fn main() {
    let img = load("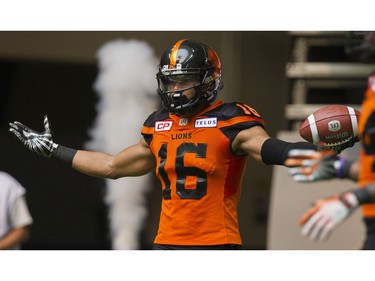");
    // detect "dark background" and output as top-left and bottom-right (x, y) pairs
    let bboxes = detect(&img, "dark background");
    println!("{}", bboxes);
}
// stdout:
(0, 59), (110, 248)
